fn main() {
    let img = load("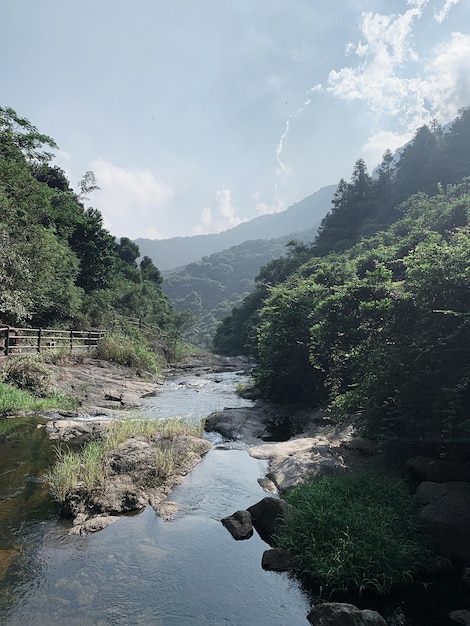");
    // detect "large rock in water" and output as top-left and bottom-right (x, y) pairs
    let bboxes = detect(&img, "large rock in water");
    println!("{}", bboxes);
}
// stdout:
(221, 509), (253, 540)
(415, 481), (470, 560)
(307, 602), (387, 626)
(204, 407), (269, 442)
(261, 548), (299, 572)
(246, 496), (293, 545)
